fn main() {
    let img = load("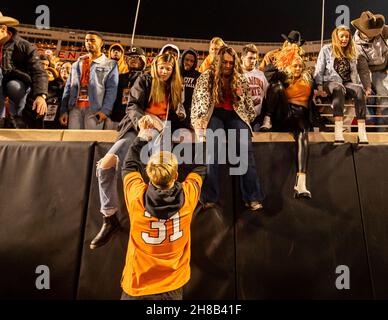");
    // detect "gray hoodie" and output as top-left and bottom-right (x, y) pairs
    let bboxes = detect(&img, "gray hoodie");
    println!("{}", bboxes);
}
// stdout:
(354, 26), (388, 88)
